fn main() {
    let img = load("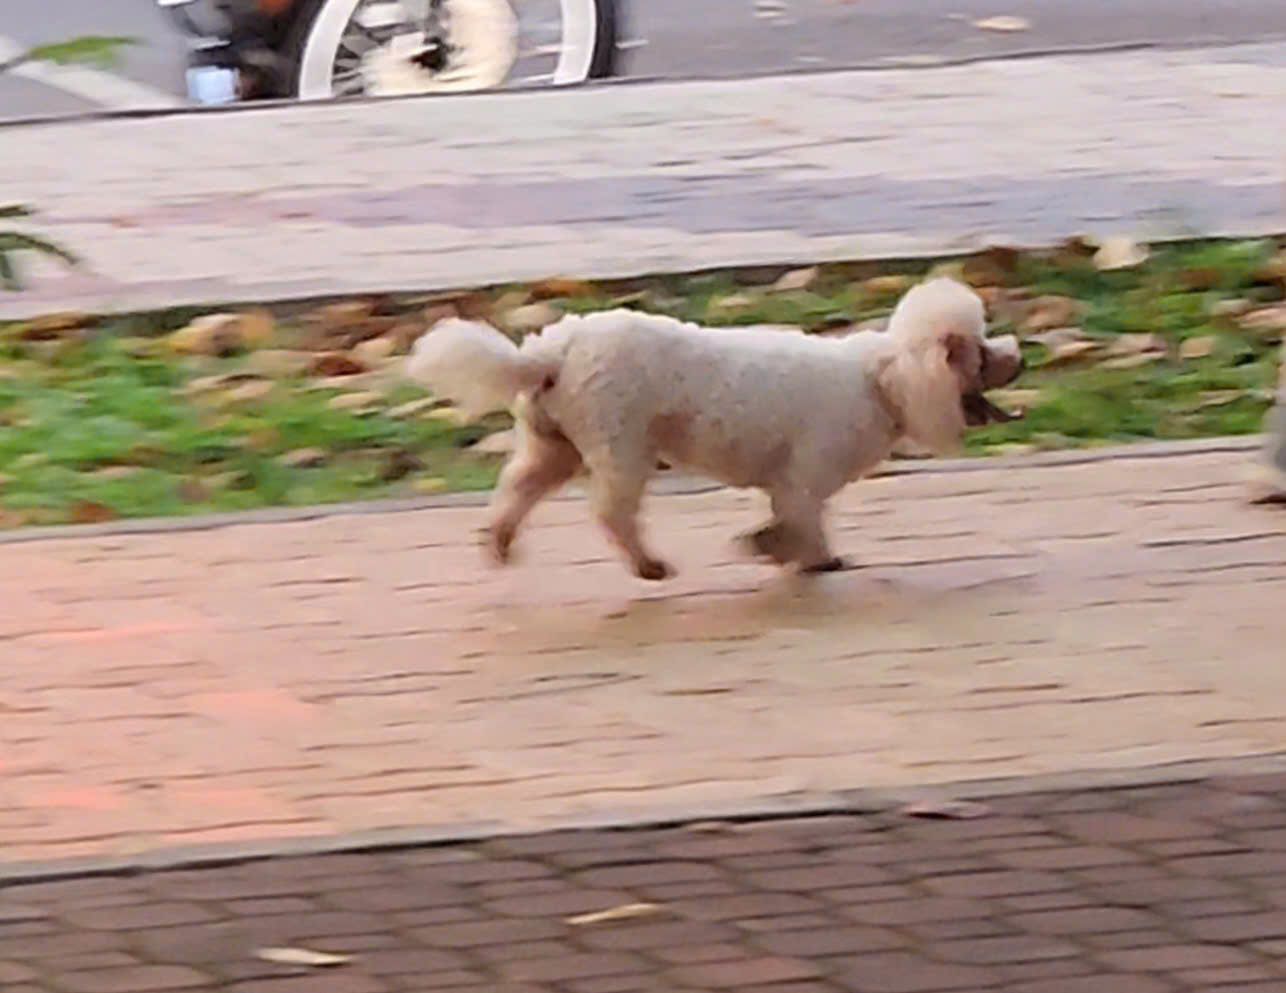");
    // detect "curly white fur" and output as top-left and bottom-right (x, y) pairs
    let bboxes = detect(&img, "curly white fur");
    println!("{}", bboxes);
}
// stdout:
(406, 277), (1022, 579)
